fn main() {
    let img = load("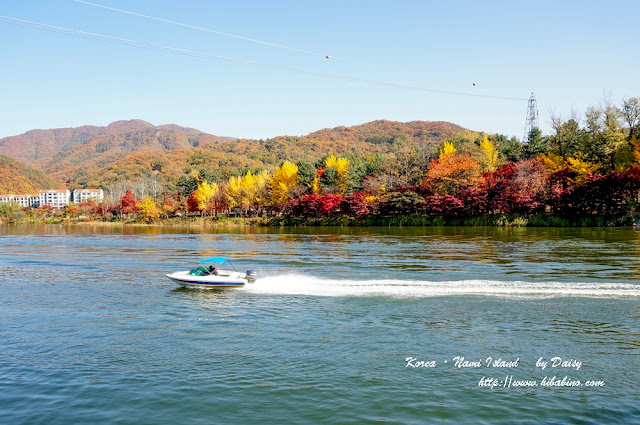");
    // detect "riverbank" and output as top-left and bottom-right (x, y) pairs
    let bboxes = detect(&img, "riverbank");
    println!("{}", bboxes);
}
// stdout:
(0, 216), (268, 228)
(1, 212), (637, 227)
